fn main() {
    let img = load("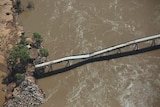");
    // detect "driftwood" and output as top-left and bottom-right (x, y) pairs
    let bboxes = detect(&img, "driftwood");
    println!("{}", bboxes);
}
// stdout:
(35, 34), (160, 68)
